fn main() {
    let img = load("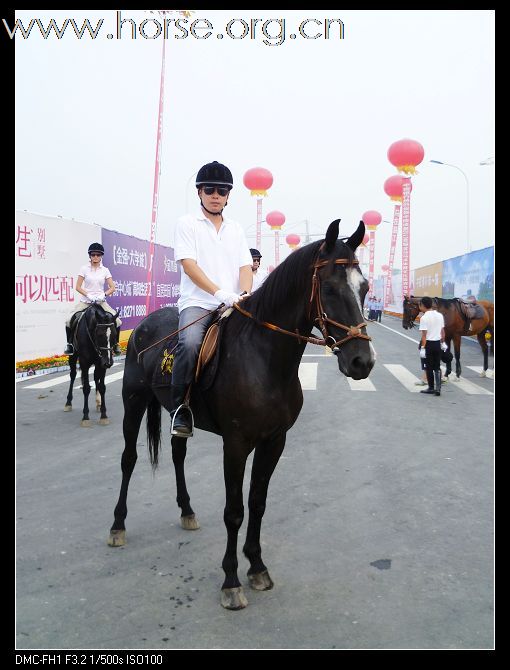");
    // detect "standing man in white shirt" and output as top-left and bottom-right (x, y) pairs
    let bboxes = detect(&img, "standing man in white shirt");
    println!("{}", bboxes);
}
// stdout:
(64, 242), (122, 356)
(418, 296), (446, 396)
(249, 248), (265, 291)
(171, 161), (253, 437)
